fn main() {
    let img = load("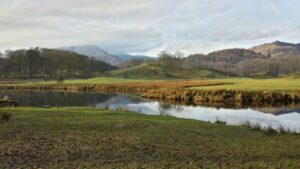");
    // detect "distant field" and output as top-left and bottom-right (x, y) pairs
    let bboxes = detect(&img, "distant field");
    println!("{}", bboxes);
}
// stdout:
(193, 78), (300, 91)
(2, 76), (300, 92)
(62, 77), (152, 84)
(36, 77), (300, 92)
(1, 107), (300, 168)
(11, 77), (153, 85)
